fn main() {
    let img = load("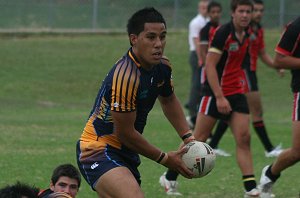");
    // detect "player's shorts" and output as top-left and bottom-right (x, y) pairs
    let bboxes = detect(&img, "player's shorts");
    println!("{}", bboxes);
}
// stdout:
(198, 94), (249, 121)
(292, 92), (300, 121)
(243, 68), (259, 92)
(76, 140), (141, 190)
